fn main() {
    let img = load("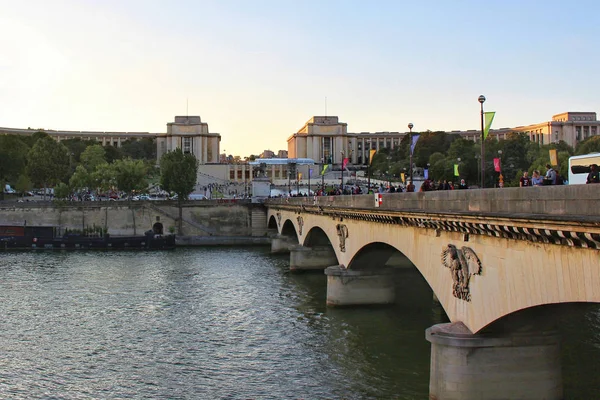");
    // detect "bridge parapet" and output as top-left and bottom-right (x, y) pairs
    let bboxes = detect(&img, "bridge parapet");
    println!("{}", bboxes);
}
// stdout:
(268, 185), (600, 218)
